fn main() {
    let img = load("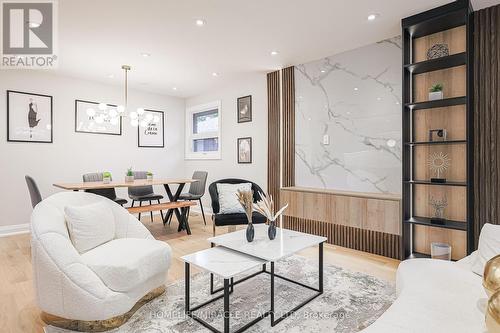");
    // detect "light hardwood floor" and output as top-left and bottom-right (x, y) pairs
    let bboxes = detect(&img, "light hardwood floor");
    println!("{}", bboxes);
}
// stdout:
(0, 212), (400, 333)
